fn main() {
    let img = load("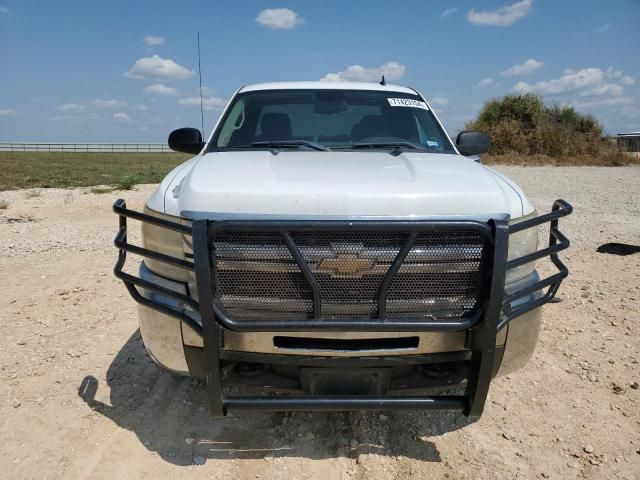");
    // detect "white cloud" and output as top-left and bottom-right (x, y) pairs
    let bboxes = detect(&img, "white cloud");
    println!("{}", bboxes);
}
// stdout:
(92, 98), (127, 108)
(501, 58), (544, 77)
(608, 67), (635, 86)
(178, 96), (226, 111)
(0, 108), (17, 117)
(125, 55), (193, 81)
(511, 66), (639, 131)
(620, 76), (634, 86)
(477, 78), (495, 87)
(134, 104), (149, 111)
(467, 0), (533, 26)
(320, 62), (406, 83)
(144, 83), (179, 96)
(55, 100), (127, 120)
(571, 96), (634, 109)
(143, 35), (165, 46)
(52, 113), (101, 122)
(430, 97), (449, 106)
(512, 67), (634, 98)
(580, 83), (623, 97)
(256, 8), (303, 30)
(57, 103), (86, 113)
(440, 7), (458, 17)
(113, 112), (132, 122)
(0, 6), (9, 14)
(594, 23), (610, 34)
